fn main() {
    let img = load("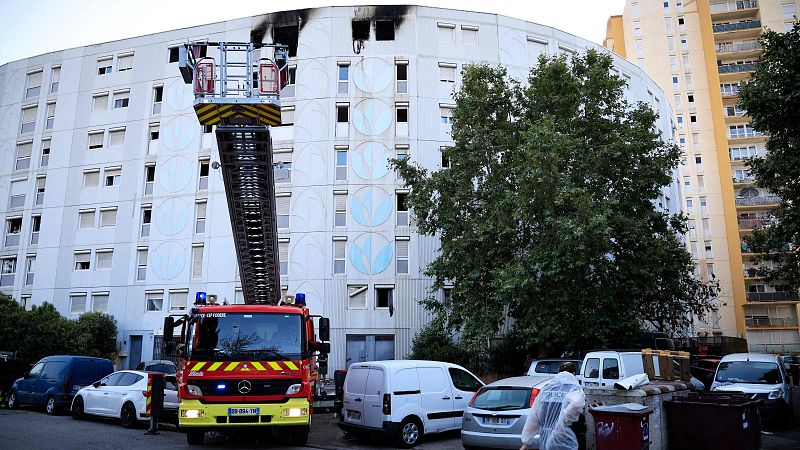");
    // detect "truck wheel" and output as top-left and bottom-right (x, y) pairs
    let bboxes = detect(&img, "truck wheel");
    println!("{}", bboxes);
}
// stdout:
(45, 395), (59, 415)
(290, 425), (310, 446)
(120, 402), (138, 428)
(187, 429), (205, 445)
(396, 417), (423, 448)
